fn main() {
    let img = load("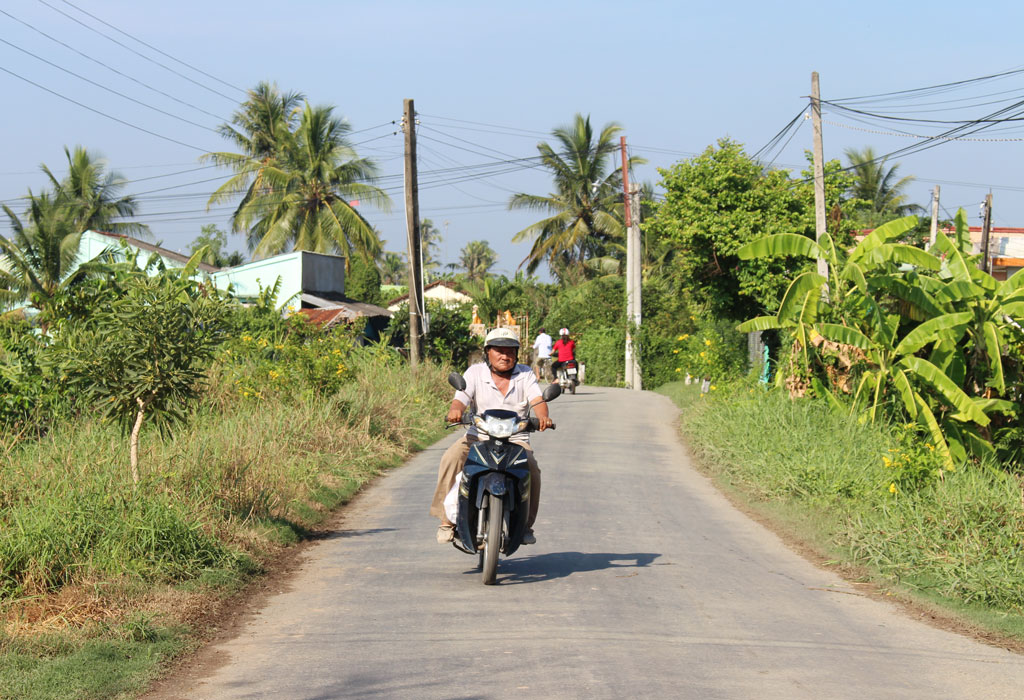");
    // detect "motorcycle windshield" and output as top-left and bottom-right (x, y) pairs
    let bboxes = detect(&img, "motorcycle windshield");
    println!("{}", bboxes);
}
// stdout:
(476, 409), (525, 439)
